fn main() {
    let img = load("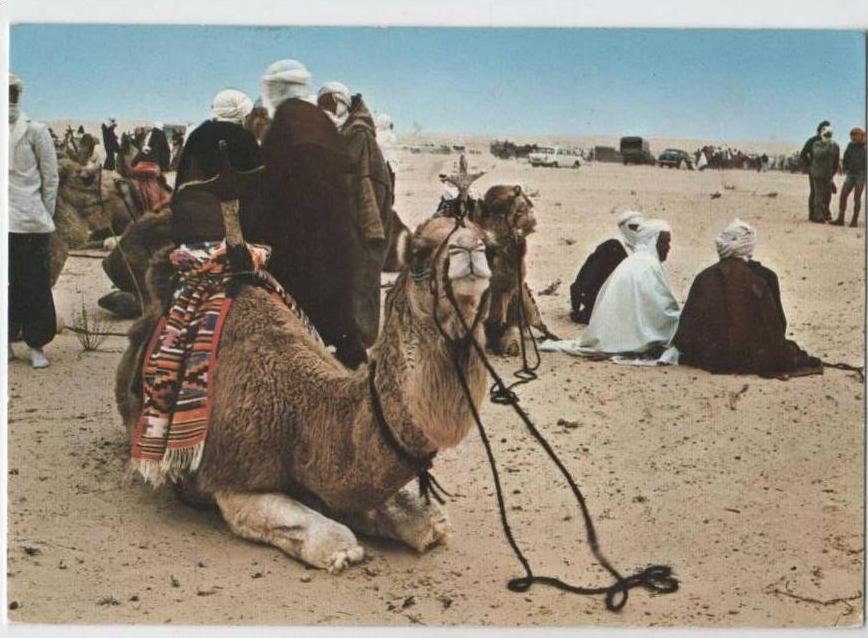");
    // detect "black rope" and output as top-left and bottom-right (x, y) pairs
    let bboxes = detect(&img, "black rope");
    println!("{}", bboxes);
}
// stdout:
(427, 215), (678, 612)
(368, 359), (449, 505)
(821, 360), (864, 381)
